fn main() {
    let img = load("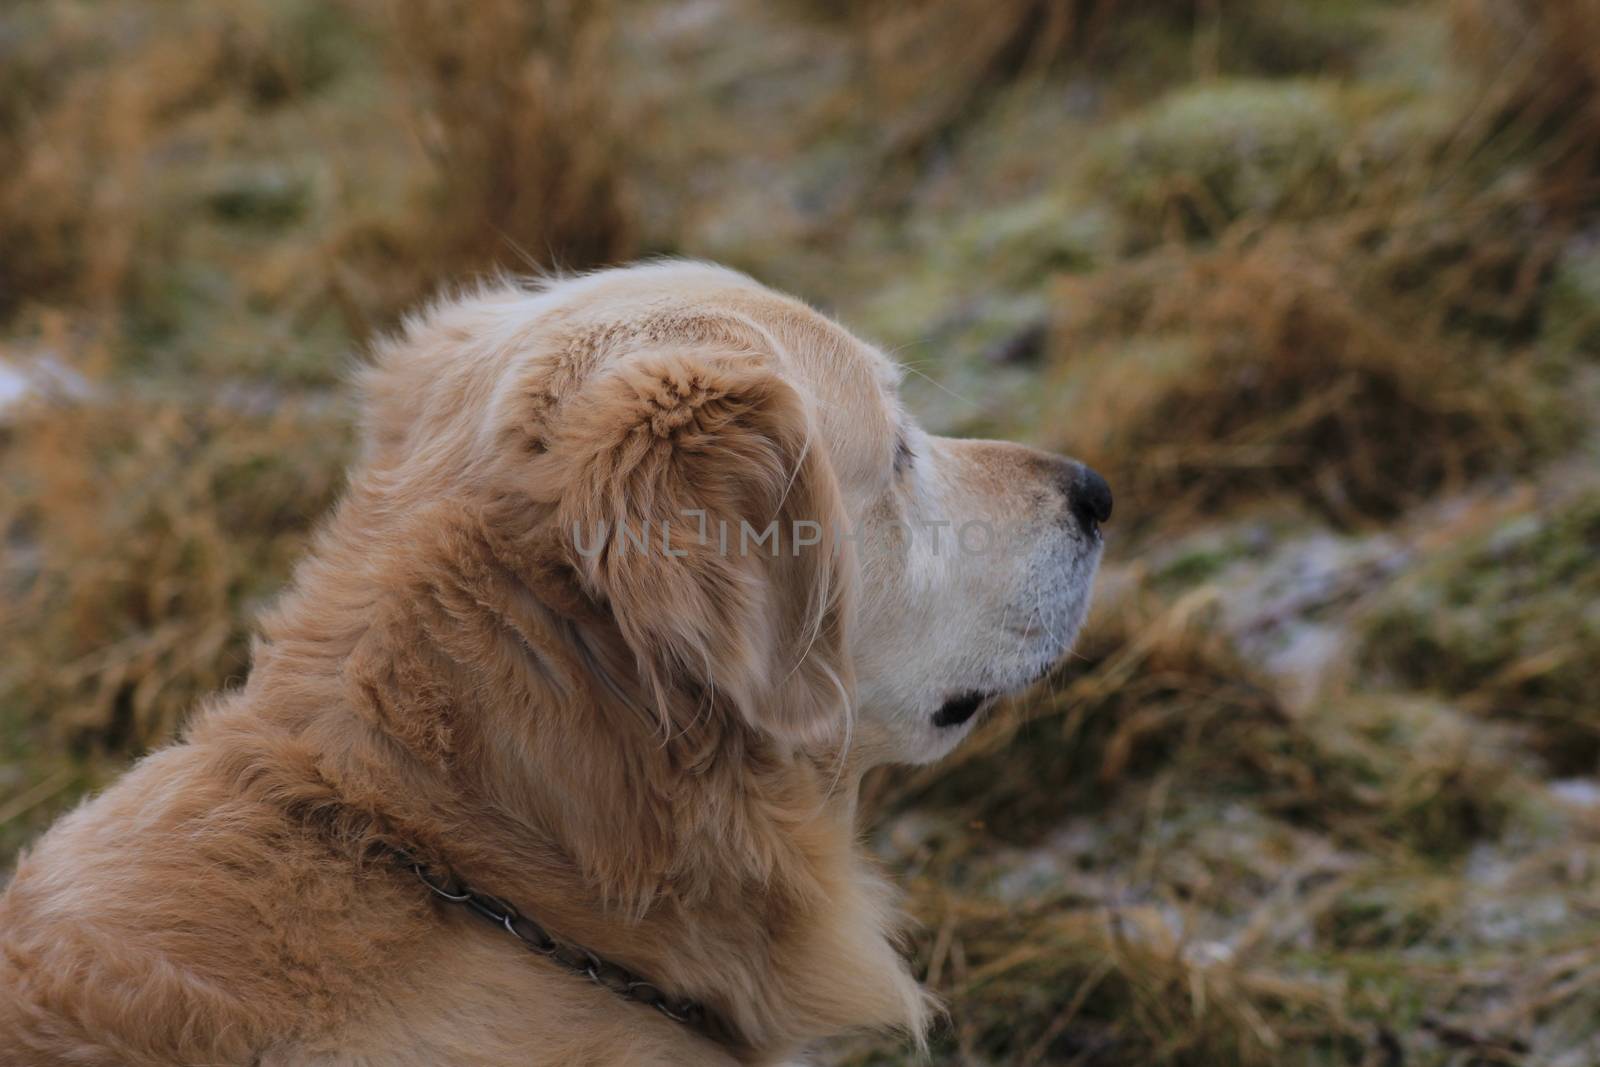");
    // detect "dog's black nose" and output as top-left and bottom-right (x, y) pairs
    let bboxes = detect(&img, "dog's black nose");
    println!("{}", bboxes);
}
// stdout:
(1071, 466), (1113, 530)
